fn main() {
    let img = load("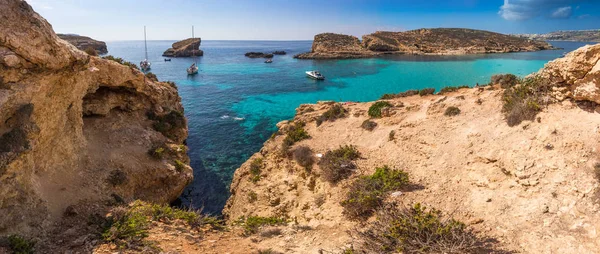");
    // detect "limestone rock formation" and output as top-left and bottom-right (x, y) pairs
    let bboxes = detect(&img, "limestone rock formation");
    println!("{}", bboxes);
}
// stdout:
(295, 29), (555, 59)
(244, 52), (274, 58)
(0, 0), (191, 241)
(162, 38), (203, 57)
(57, 34), (108, 55)
(538, 43), (600, 103)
